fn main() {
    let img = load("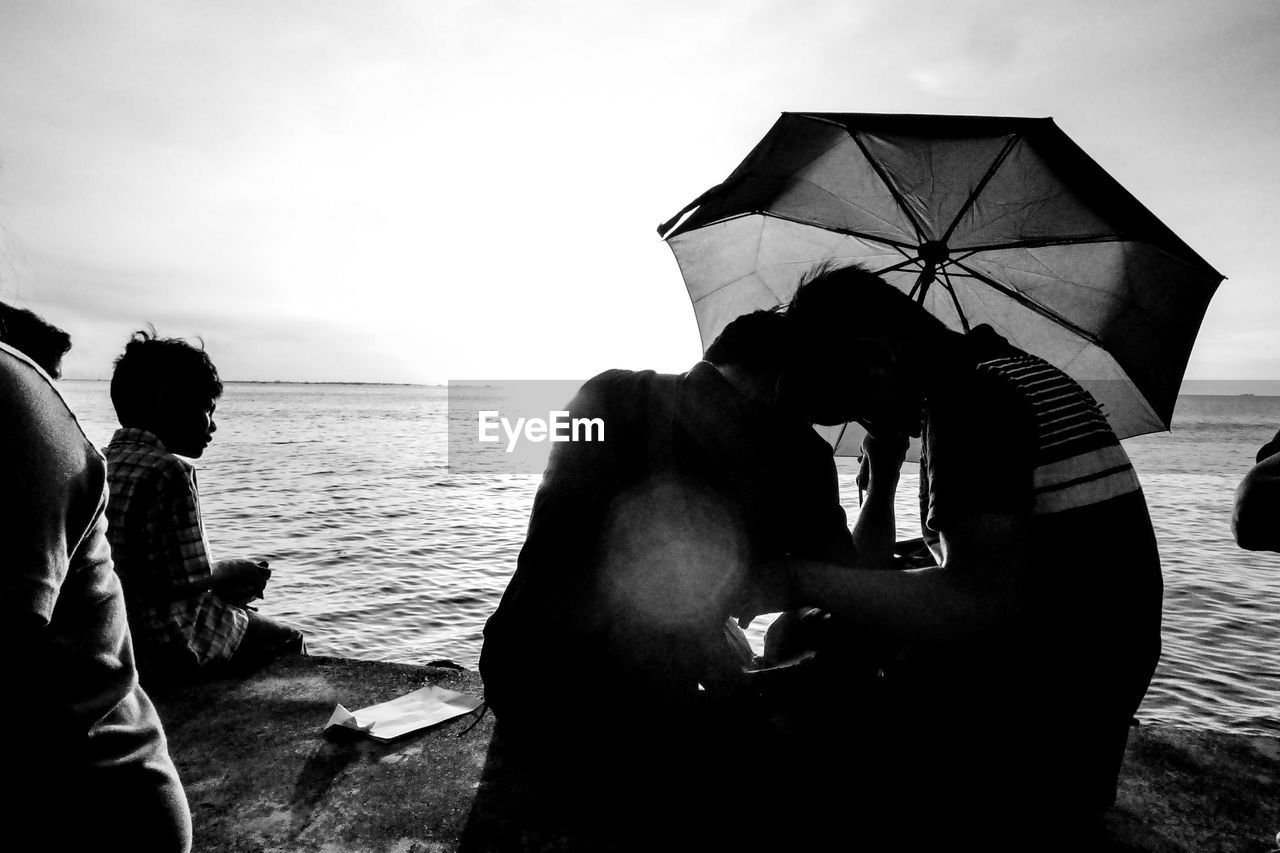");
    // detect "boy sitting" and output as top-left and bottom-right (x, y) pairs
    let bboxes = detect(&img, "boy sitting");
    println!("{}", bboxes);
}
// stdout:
(105, 330), (304, 682)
